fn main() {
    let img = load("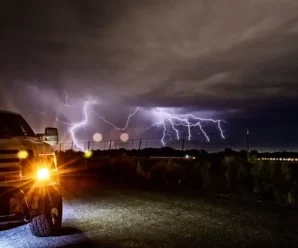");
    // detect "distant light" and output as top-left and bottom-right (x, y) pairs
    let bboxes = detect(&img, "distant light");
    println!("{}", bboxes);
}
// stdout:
(84, 150), (93, 158)
(185, 155), (189, 159)
(120, 133), (129, 142)
(17, 150), (28, 159)
(193, 157), (196, 160)
(93, 133), (103, 142)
